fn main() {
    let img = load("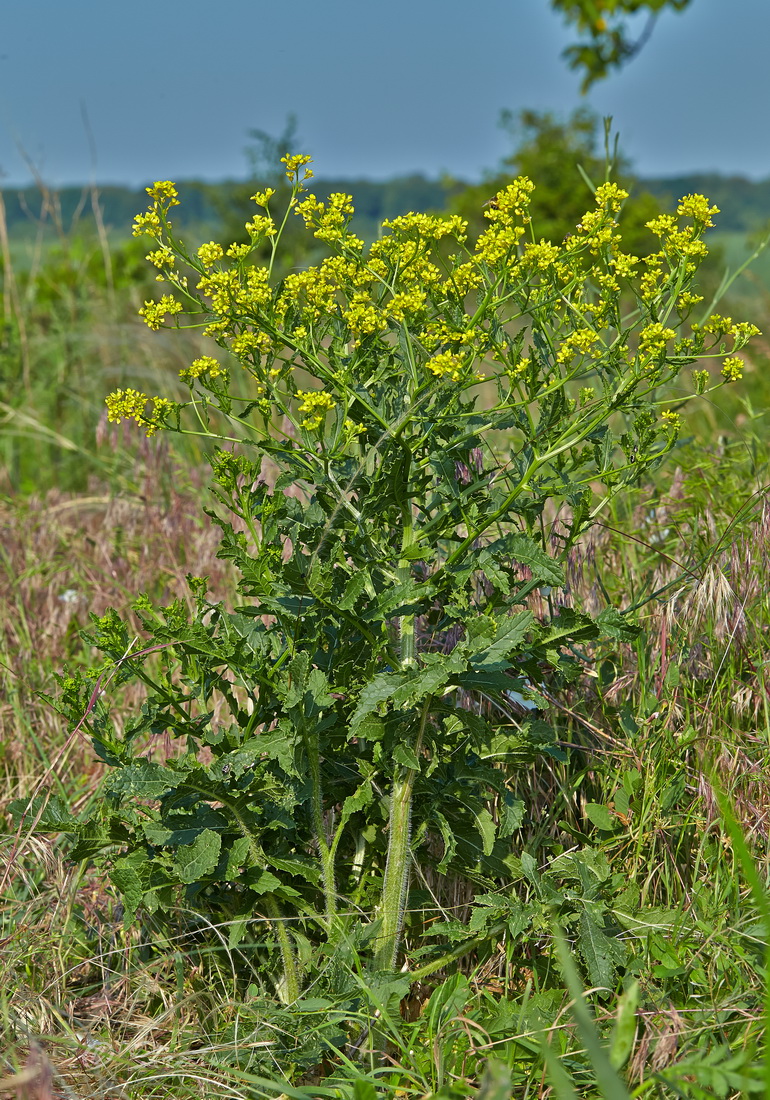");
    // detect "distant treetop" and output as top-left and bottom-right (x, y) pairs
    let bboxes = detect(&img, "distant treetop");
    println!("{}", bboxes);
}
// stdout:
(552, 0), (693, 90)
